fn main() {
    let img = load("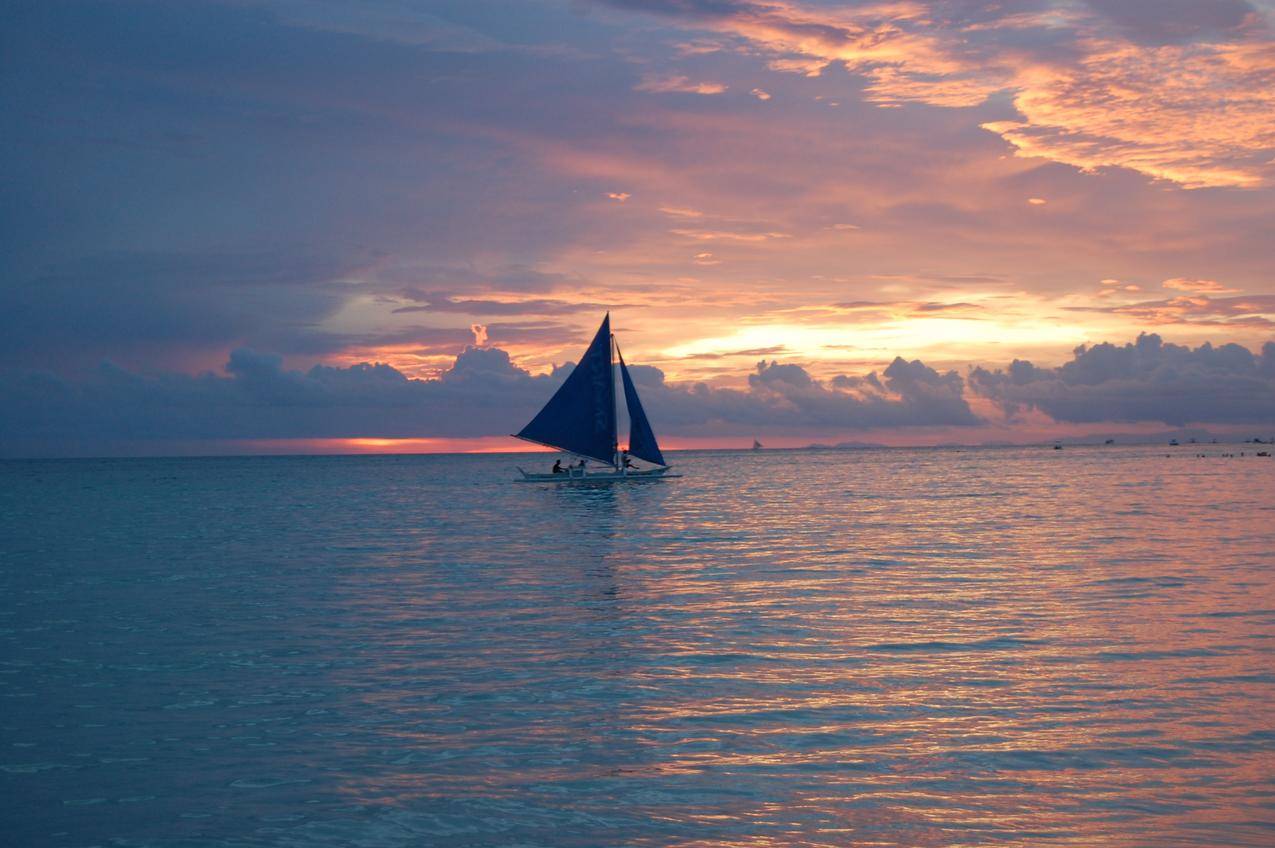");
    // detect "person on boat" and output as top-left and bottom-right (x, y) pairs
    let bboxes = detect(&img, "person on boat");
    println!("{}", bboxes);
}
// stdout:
(621, 451), (635, 469)
(552, 460), (565, 474)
